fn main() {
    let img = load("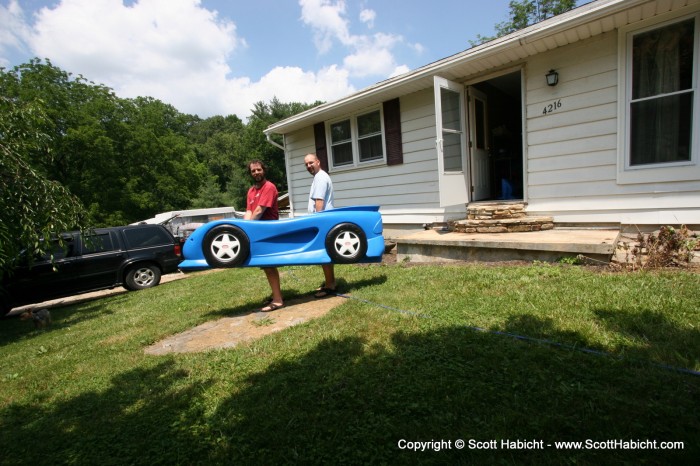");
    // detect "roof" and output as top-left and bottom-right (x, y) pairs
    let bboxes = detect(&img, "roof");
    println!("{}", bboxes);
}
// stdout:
(265, 0), (690, 135)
